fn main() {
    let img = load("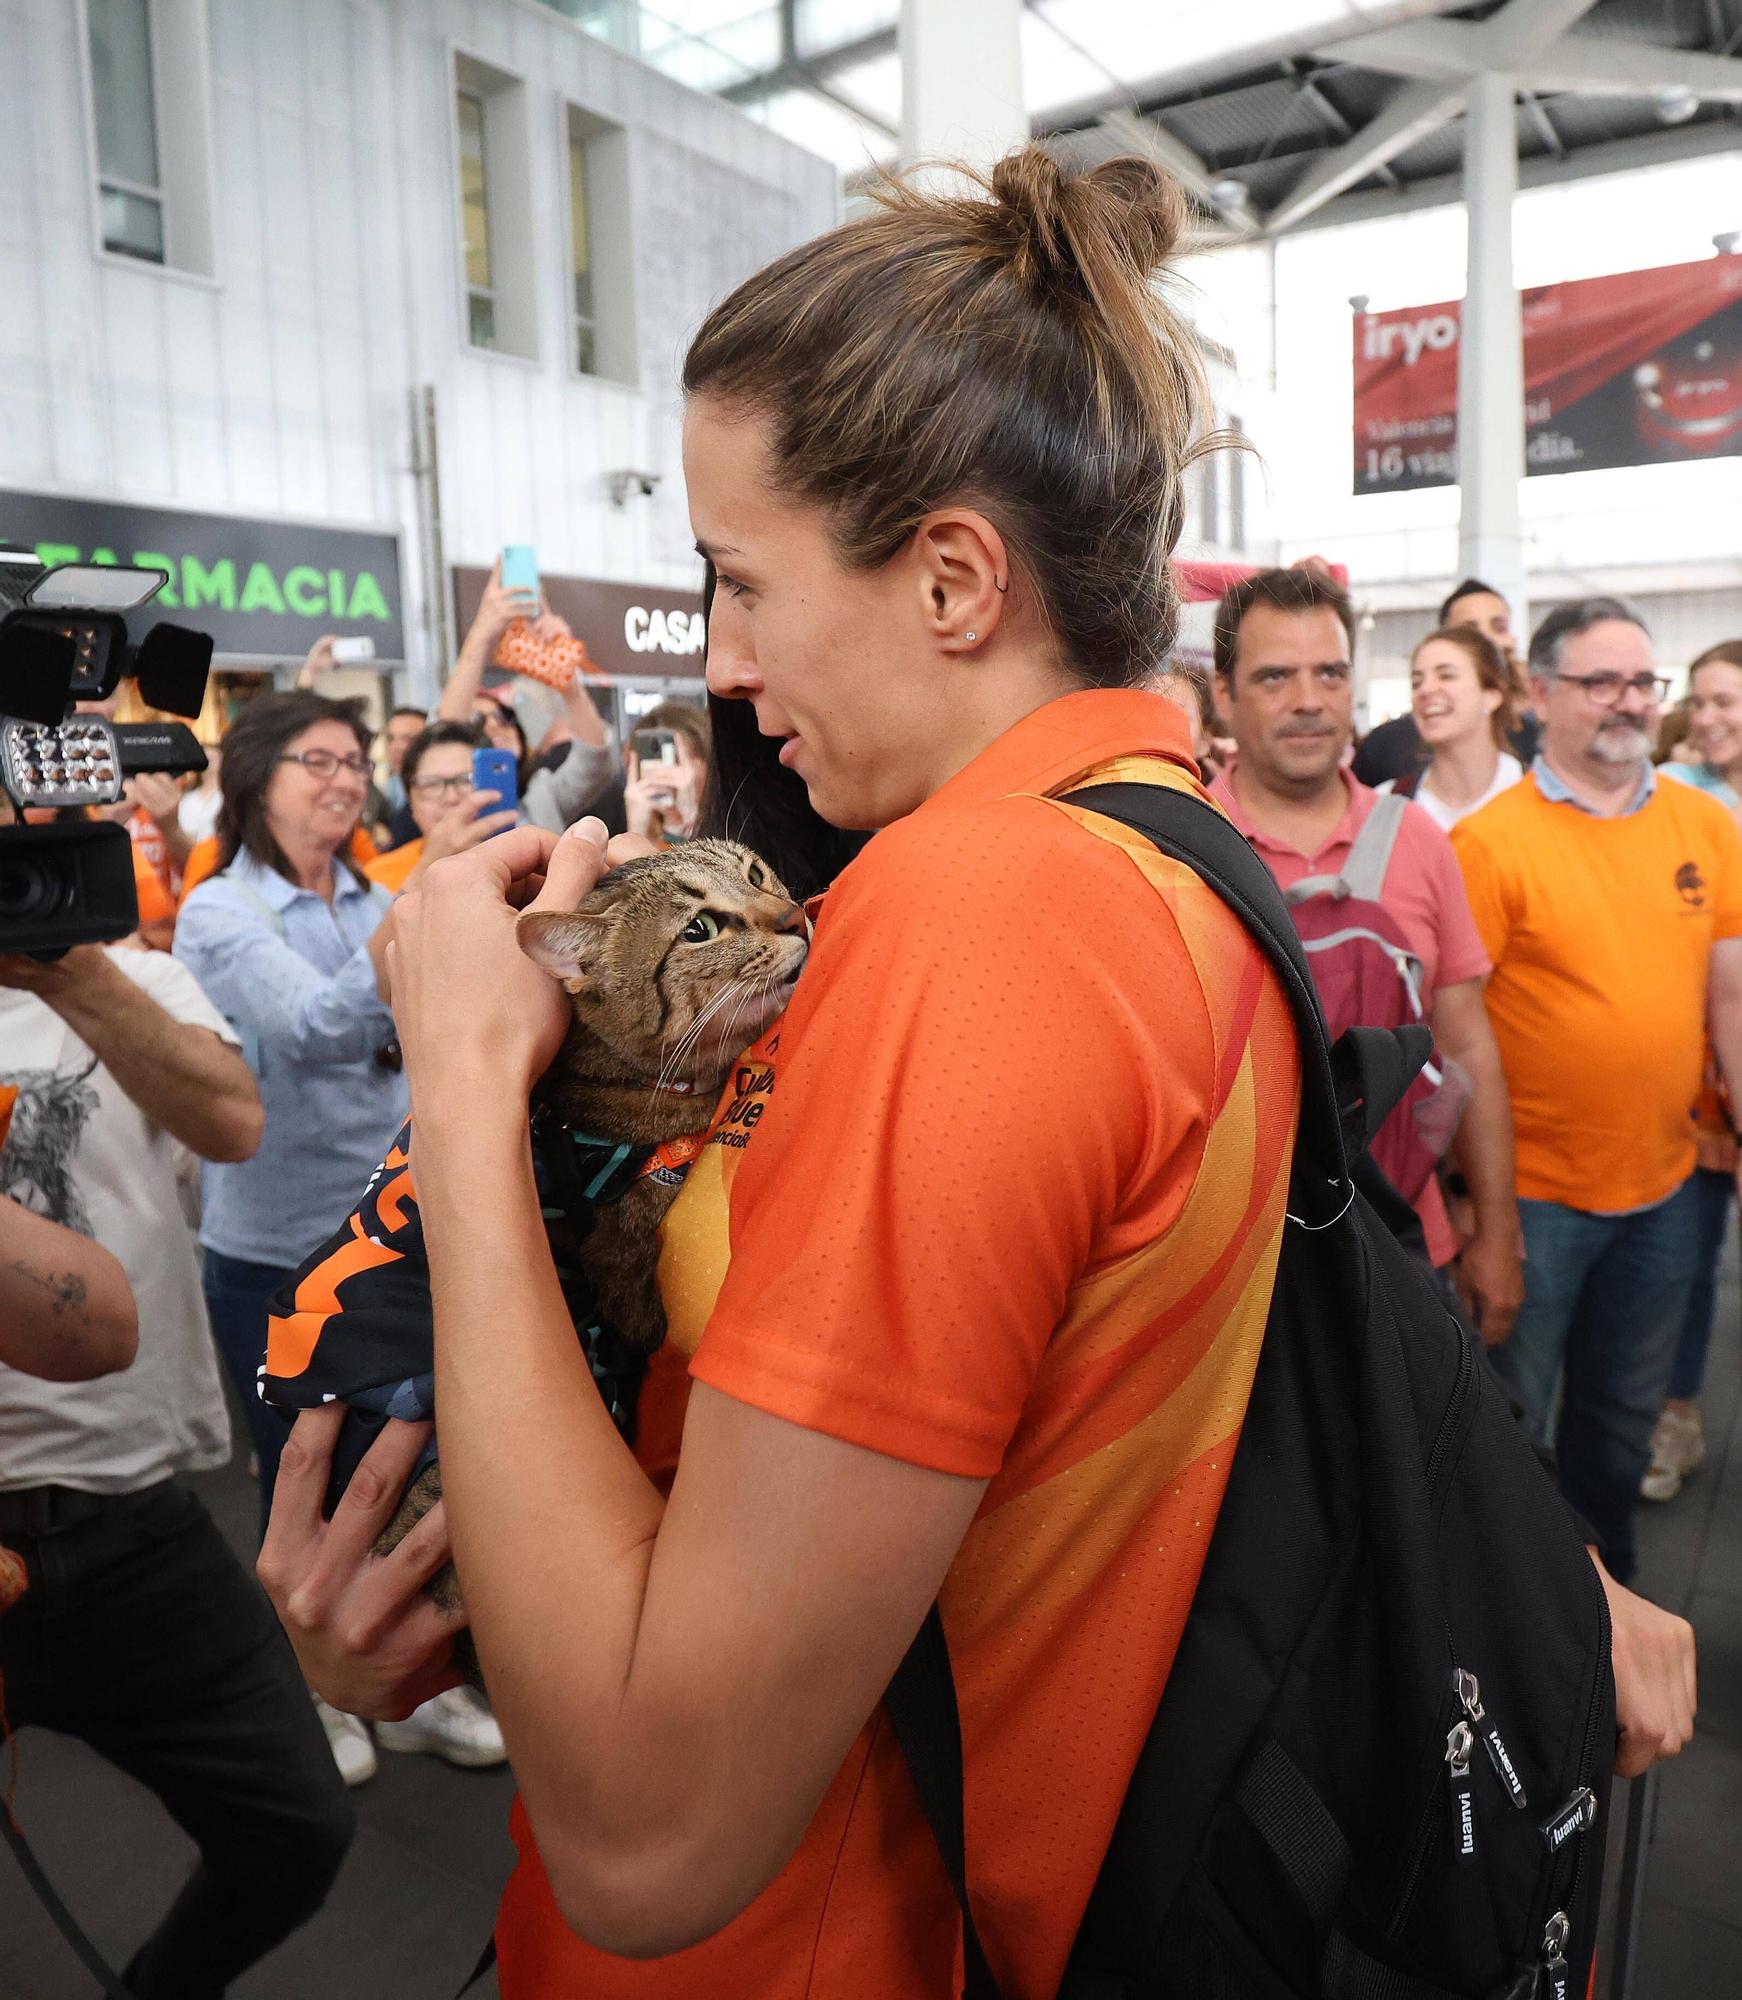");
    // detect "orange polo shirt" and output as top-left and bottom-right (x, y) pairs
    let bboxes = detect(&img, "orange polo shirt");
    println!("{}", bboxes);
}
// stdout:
(495, 689), (1300, 1999)
(1453, 767), (1742, 1210)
